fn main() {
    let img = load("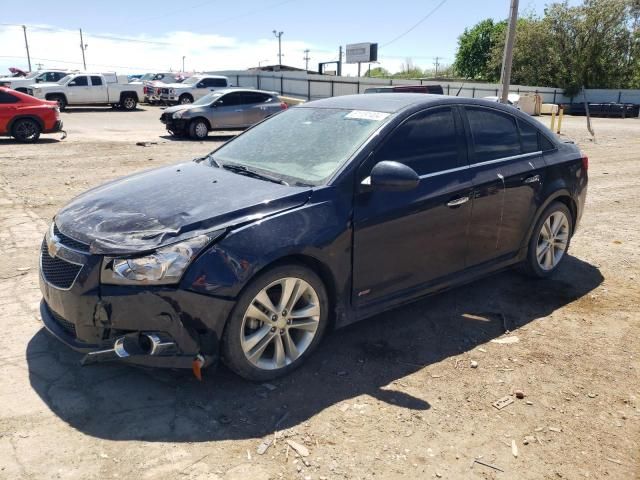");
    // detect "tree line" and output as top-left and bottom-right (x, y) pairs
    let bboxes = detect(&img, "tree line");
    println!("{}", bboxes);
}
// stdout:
(454, 0), (640, 95)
